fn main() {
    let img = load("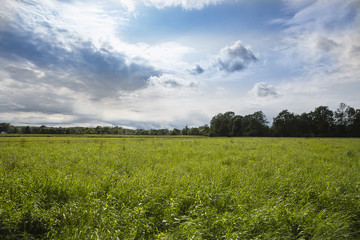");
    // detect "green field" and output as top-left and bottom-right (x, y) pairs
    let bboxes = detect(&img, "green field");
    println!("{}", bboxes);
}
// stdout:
(1, 137), (359, 239)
